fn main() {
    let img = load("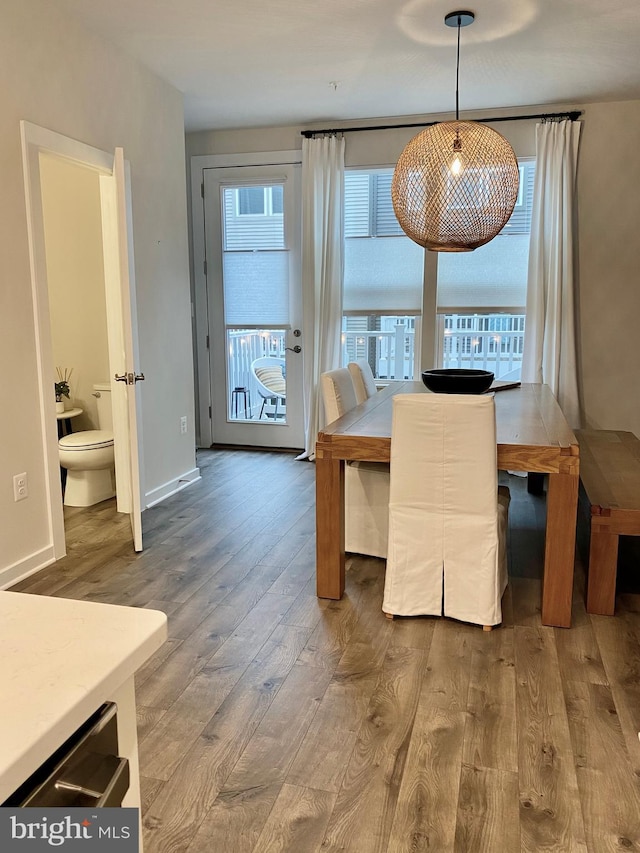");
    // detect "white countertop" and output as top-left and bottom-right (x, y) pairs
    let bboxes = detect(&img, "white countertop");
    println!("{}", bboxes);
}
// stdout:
(0, 591), (167, 802)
